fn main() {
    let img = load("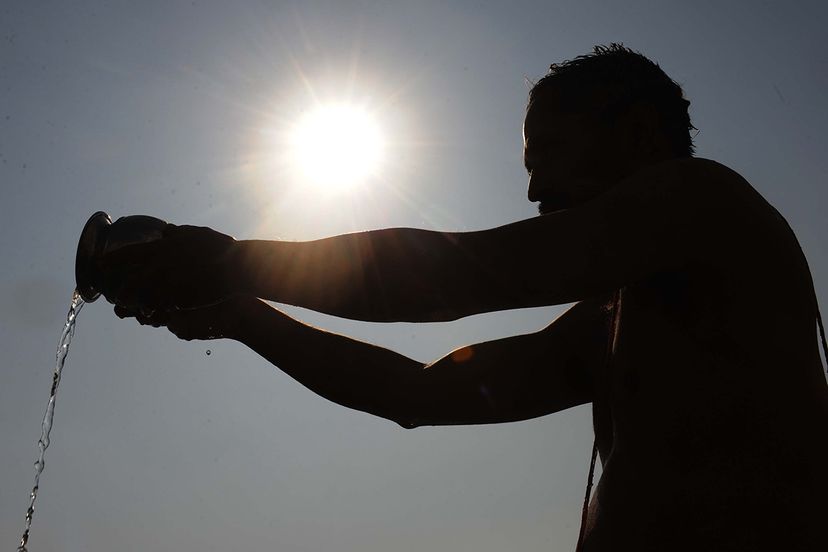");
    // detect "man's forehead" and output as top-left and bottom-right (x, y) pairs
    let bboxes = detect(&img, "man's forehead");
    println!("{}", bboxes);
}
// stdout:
(524, 94), (569, 134)
(523, 108), (544, 147)
(524, 103), (561, 148)
(524, 97), (593, 147)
